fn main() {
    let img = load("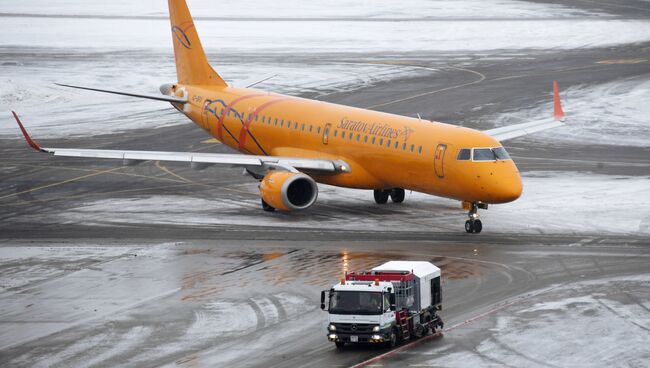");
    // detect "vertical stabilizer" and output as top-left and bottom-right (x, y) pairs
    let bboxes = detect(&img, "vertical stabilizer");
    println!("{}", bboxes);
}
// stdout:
(553, 80), (565, 121)
(168, 0), (227, 86)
